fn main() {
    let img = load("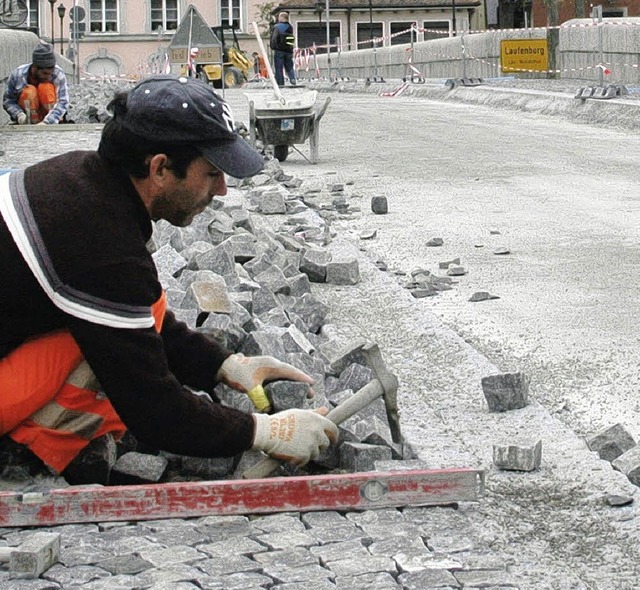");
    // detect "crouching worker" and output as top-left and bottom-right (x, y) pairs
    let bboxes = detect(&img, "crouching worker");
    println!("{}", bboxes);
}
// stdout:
(2, 42), (69, 125)
(0, 74), (338, 484)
